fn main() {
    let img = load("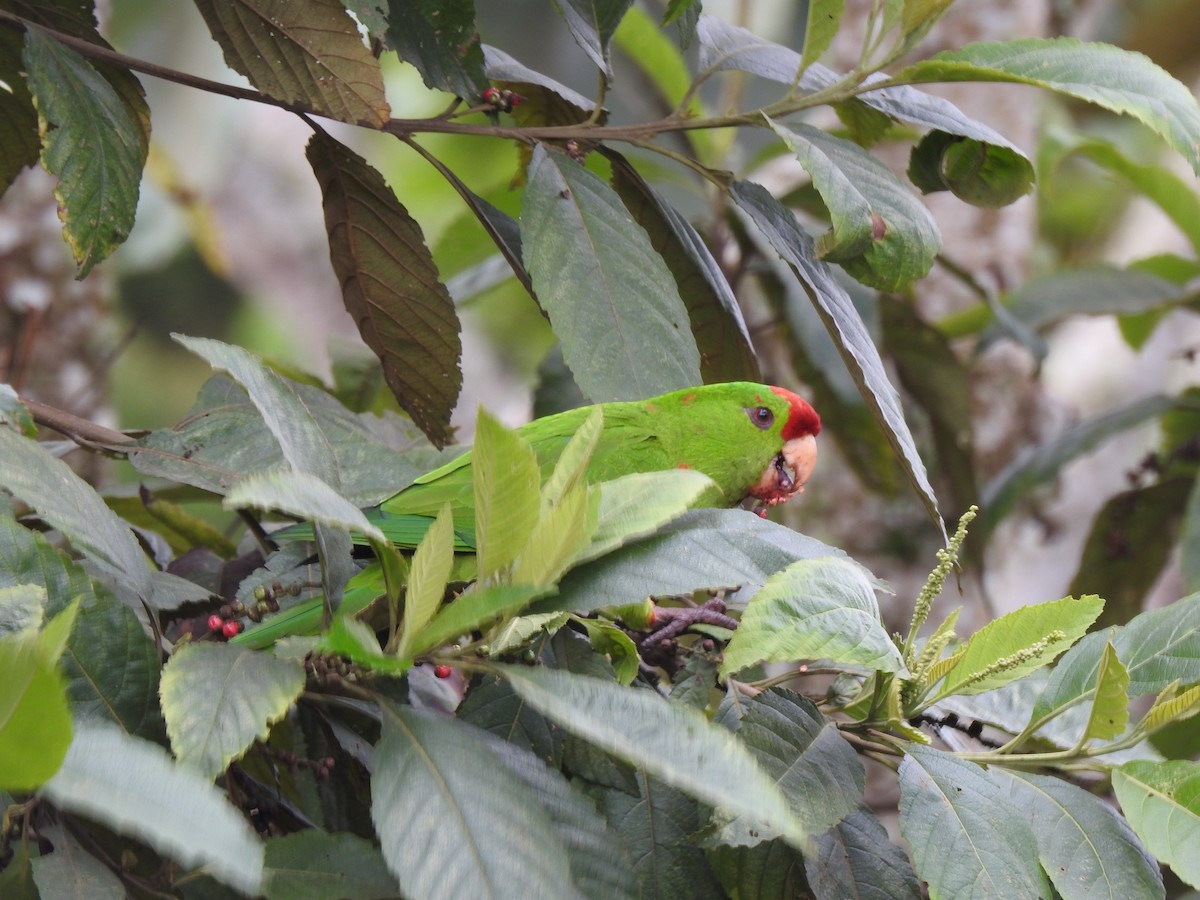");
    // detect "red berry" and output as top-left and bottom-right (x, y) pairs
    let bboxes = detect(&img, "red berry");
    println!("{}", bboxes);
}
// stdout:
(208, 615), (224, 632)
(481, 87), (500, 103)
(222, 620), (242, 638)
(433, 664), (452, 679)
